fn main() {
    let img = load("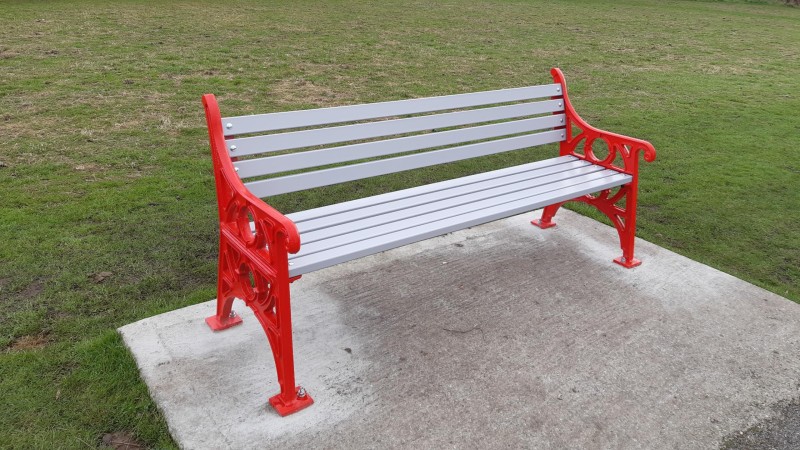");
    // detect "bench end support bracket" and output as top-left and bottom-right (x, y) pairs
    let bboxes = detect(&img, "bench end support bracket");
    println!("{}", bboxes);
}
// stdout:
(614, 256), (642, 269)
(540, 68), (656, 269)
(530, 218), (557, 229)
(205, 313), (243, 331)
(269, 388), (314, 416)
(531, 203), (562, 229)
